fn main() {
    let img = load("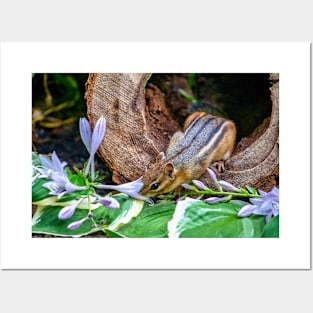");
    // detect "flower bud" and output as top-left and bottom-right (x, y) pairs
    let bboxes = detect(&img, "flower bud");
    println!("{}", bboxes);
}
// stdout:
(58, 204), (77, 220)
(218, 180), (241, 192)
(181, 183), (194, 190)
(67, 217), (88, 230)
(99, 197), (120, 210)
(237, 204), (257, 217)
(58, 198), (85, 220)
(192, 180), (209, 191)
(207, 168), (218, 183)
(204, 197), (223, 204)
